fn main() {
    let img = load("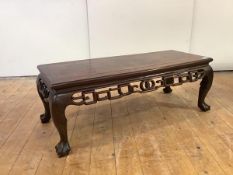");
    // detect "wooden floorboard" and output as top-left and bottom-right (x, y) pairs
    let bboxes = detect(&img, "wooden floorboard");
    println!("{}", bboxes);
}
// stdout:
(0, 73), (233, 175)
